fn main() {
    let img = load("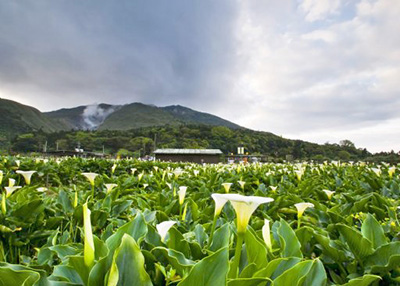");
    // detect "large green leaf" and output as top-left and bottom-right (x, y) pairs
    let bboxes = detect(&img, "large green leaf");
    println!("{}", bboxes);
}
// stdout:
(209, 223), (230, 252)
(106, 212), (148, 253)
(336, 224), (374, 262)
(178, 247), (229, 286)
(0, 264), (40, 286)
(254, 257), (302, 280)
(341, 274), (381, 286)
(273, 219), (303, 258)
(108, 234), (152, 286)
(364, 241), (400, 274)
(227, 277), (271, 286)
(273, 259), (326, 286)
(360, 213), (387, 249)
(244, 227), (268, 270)
(152, 247), (195, 277)
(313, 231), (347, 263)
(166, 227), (191, 258)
